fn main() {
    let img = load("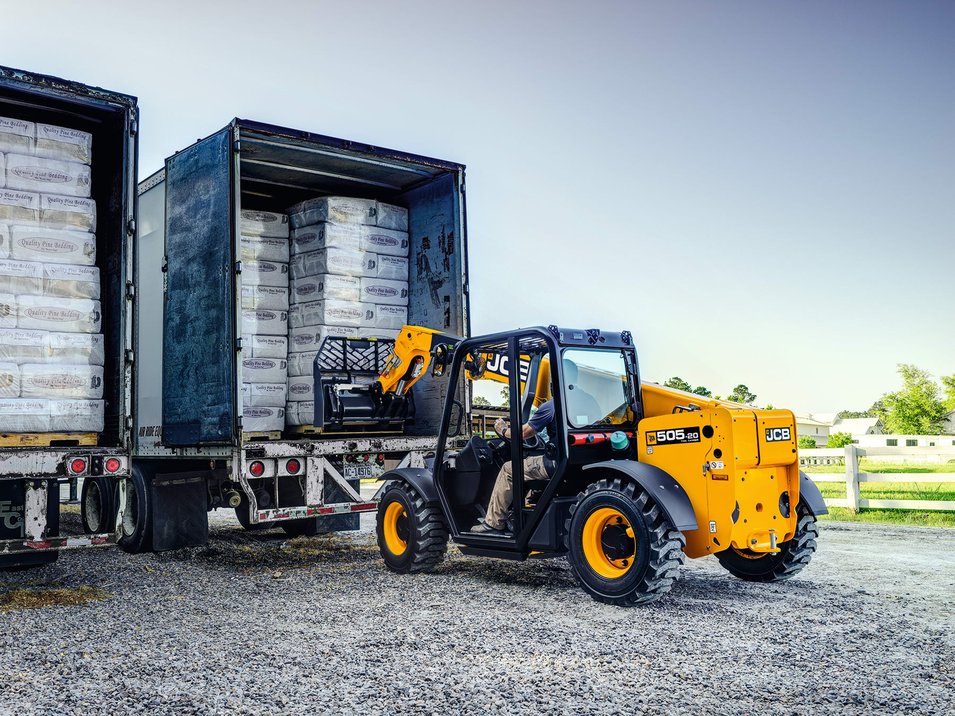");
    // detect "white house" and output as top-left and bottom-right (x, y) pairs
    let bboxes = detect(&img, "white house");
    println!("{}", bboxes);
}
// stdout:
(829, 417), (882, 436)
(942, 410), (955, 435)
(795, 415), (831, 447)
